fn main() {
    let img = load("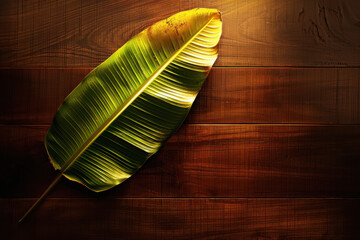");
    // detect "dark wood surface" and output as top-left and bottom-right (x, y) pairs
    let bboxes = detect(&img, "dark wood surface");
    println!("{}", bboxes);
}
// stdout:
(1, 0), (360, 239)
(1, 67), (360, 124)
(1, 124), (360, 198)
(2, 199), (359, 239)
